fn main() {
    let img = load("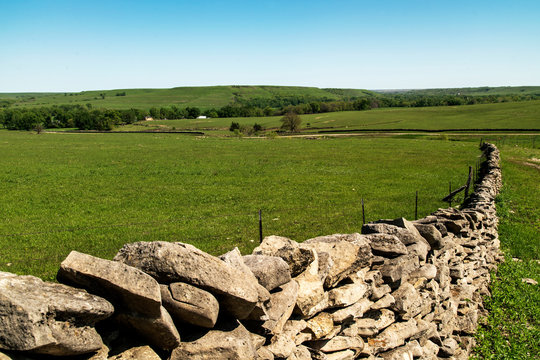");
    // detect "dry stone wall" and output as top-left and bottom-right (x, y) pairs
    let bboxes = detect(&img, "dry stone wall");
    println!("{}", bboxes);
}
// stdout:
(0, 144), (503, 360)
